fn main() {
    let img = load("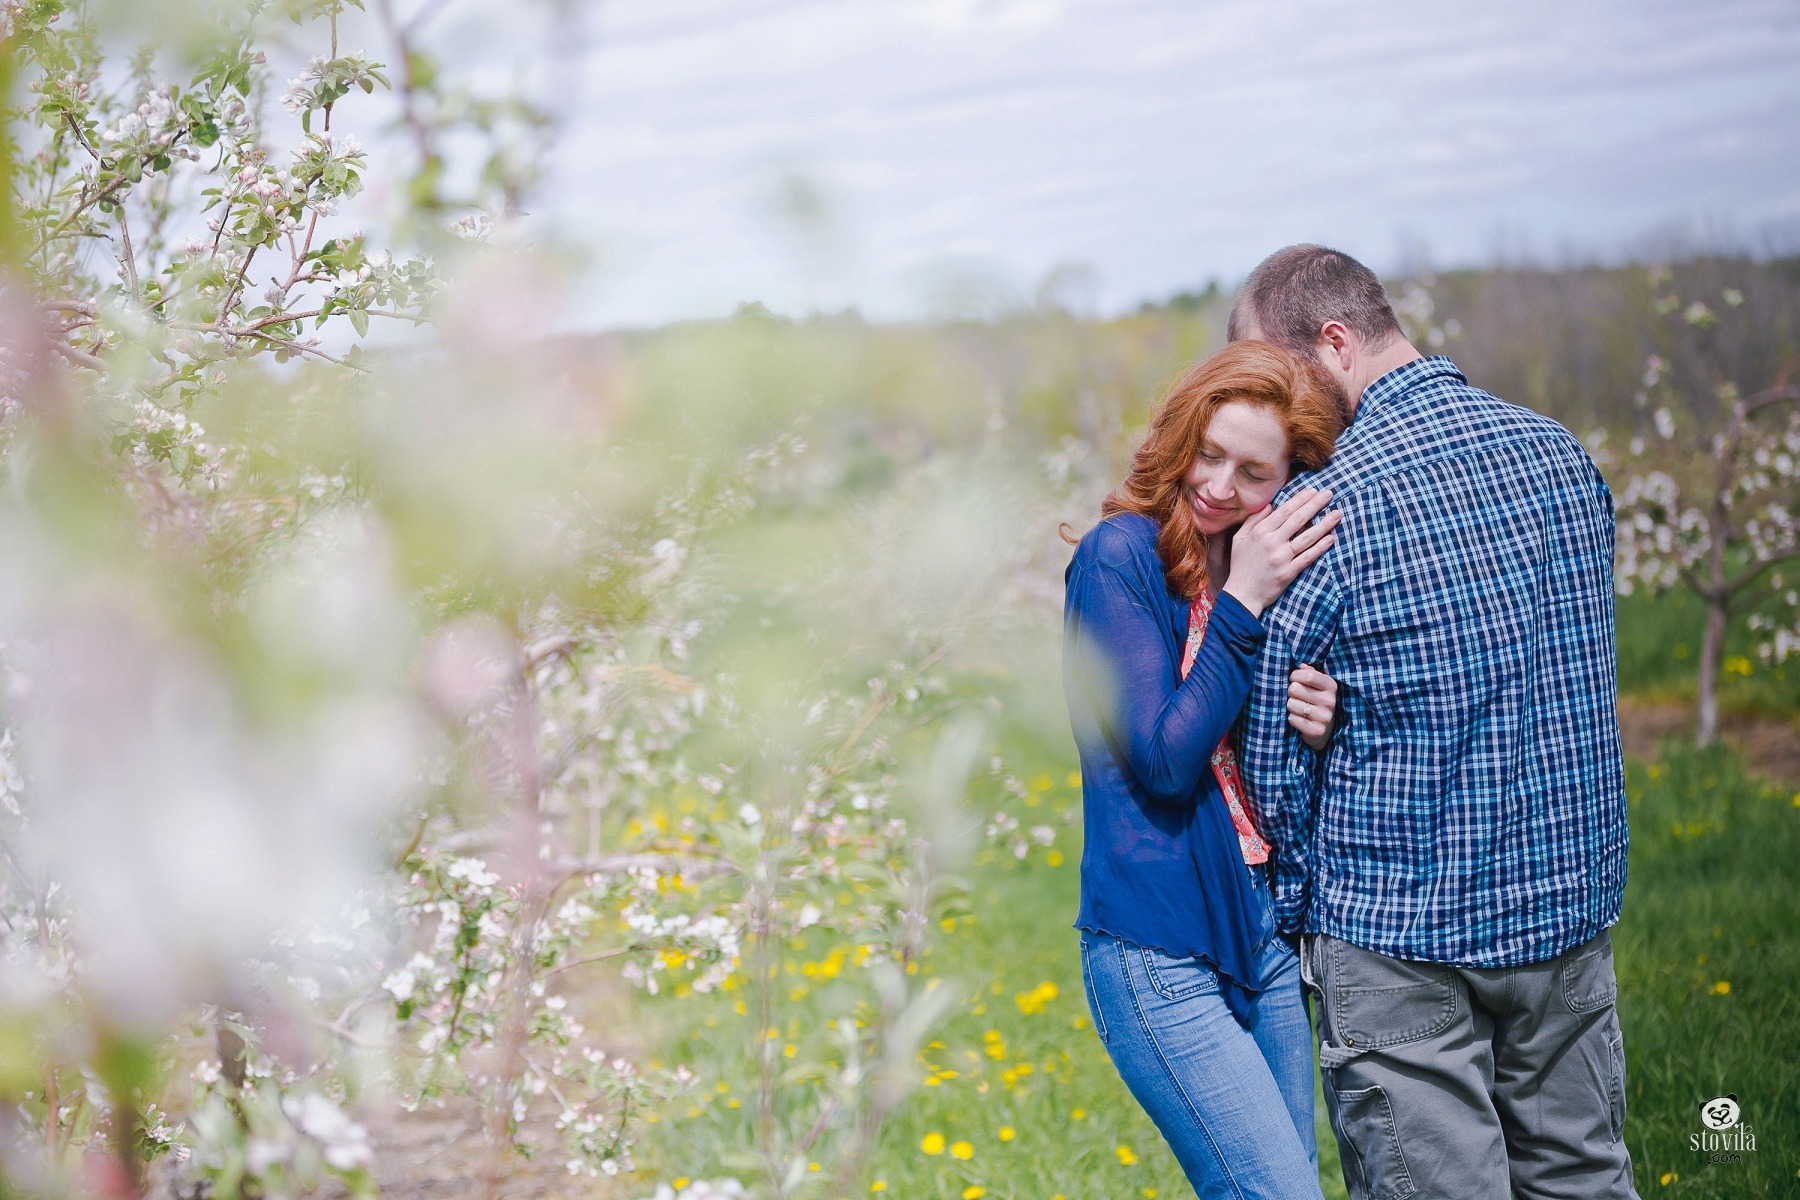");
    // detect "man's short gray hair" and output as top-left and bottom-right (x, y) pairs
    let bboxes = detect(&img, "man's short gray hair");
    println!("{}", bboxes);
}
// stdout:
(1227, 244), (1402, 356)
